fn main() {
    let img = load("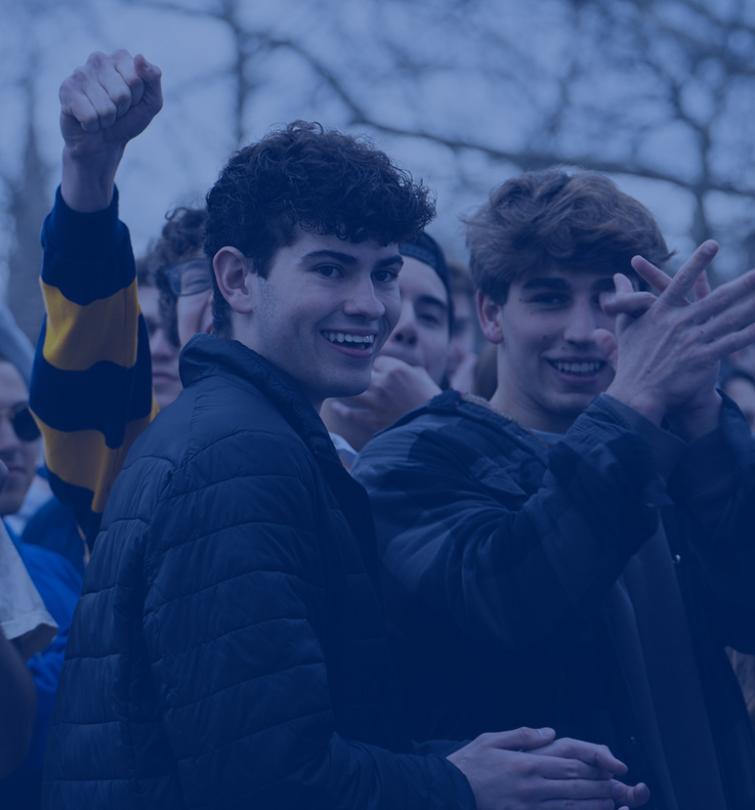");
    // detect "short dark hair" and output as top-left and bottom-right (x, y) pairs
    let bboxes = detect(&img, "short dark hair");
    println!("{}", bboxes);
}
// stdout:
(466, 169), (673, 302)
(205, 121), (435, 336)
(137, 207), (207, 346)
